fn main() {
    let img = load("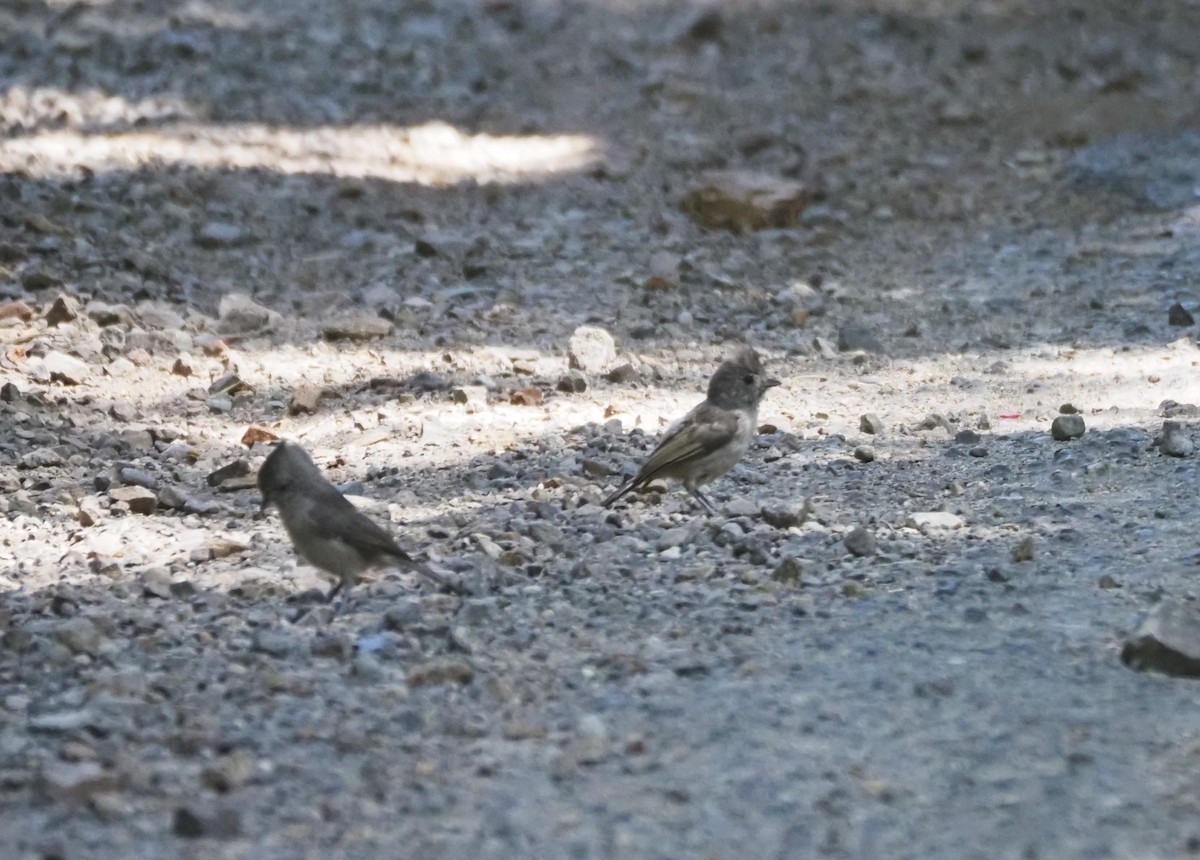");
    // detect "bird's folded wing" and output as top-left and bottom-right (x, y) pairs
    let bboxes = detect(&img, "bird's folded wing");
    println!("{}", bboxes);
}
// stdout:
(636, 404), (739, 479)
(302, 480), (404, 555)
